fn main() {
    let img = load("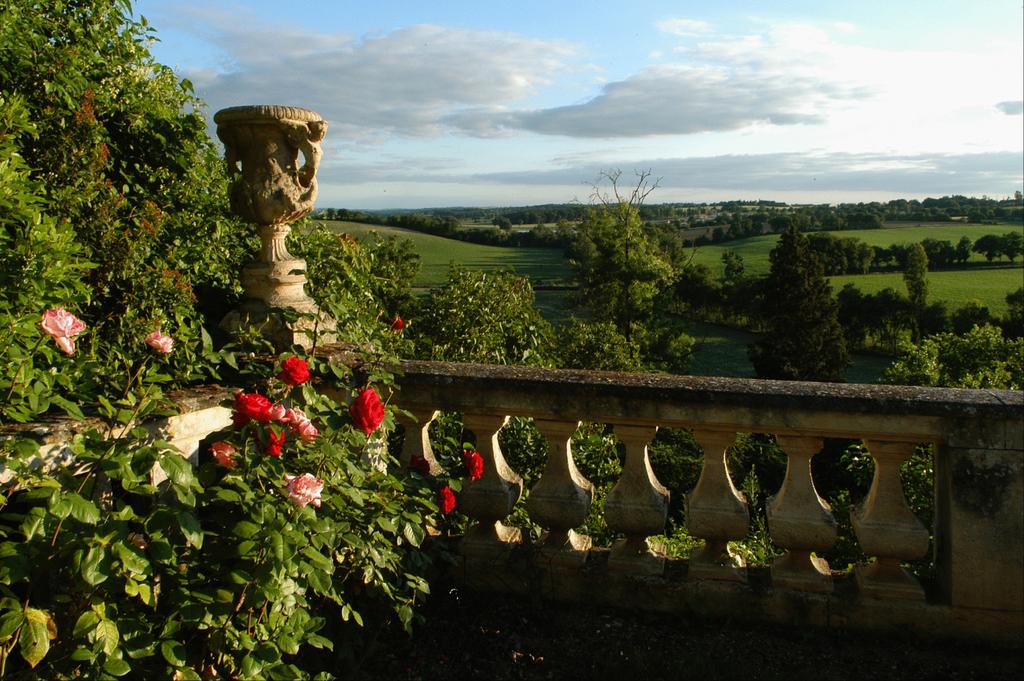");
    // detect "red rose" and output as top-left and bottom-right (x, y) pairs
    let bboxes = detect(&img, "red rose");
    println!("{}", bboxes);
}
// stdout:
(438, 485), (456, 514)
(409, 455), (431, 476)
(390, 315), (404, 332)
(349, 388), (385, 434)
(277, 356), (310, 386)
(462, 449), (484, 481)
(265, 428), (286, 457)
(233, 392), (273, 426)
